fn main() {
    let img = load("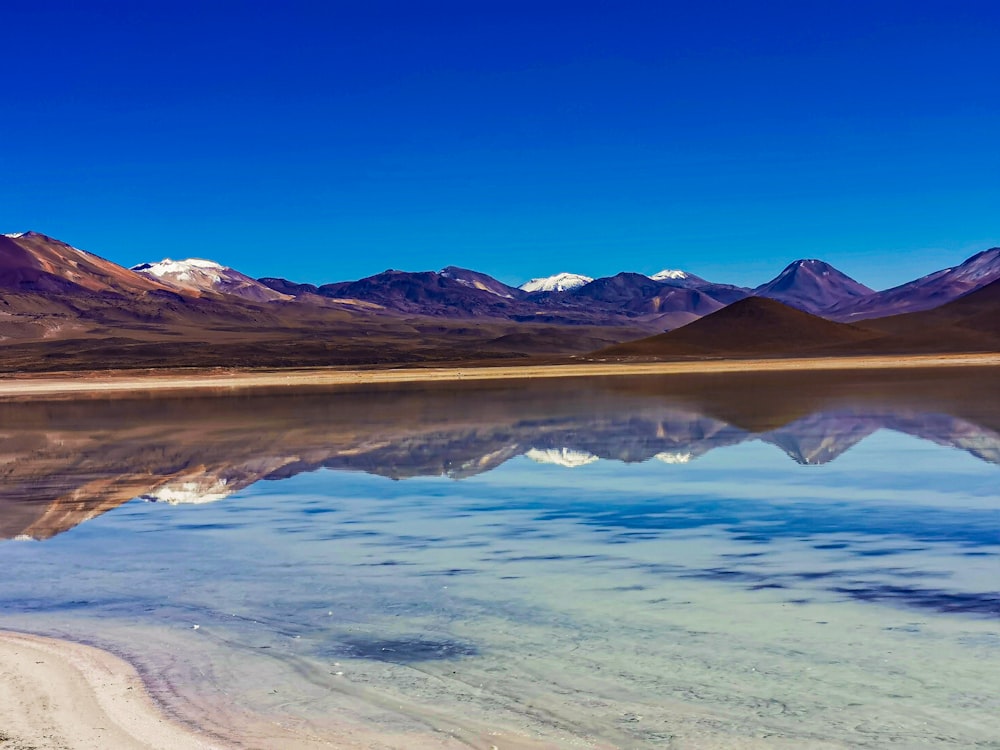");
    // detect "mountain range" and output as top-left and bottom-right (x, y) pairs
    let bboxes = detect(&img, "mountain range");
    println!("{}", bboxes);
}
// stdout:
(0, 231), (998, 369)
